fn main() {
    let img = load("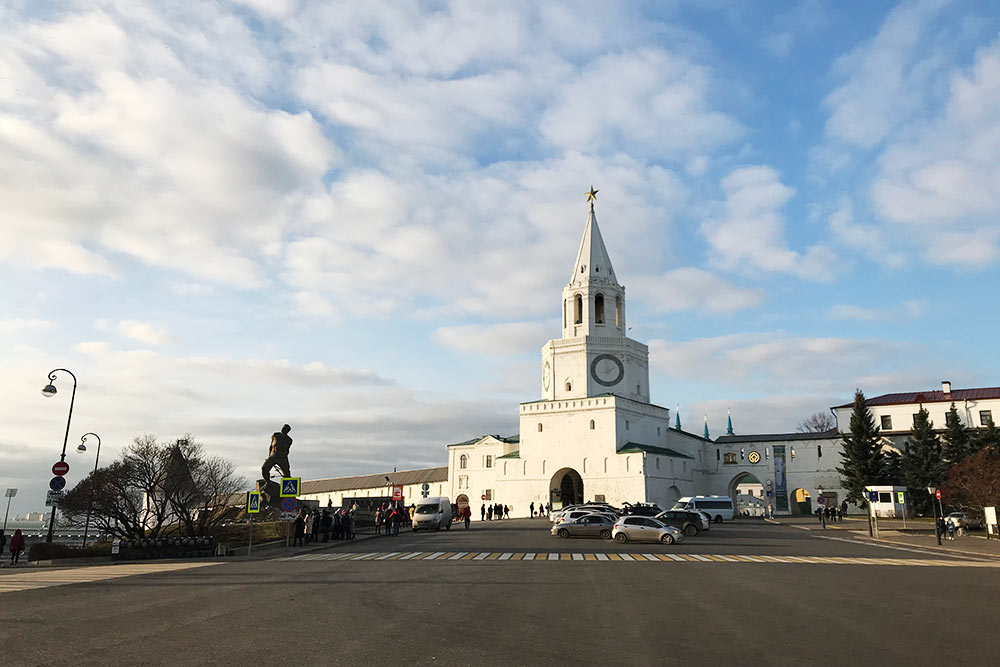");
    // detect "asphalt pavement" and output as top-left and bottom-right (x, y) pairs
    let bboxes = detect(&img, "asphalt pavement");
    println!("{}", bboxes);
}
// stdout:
(1, 518), (997, 666)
